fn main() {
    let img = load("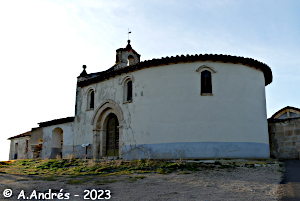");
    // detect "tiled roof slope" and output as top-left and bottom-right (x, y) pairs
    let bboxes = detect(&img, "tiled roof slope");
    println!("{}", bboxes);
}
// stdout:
(8, 131), (31, 140)
(38, 117), (74, 127)
(77, 54), (272, 87)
